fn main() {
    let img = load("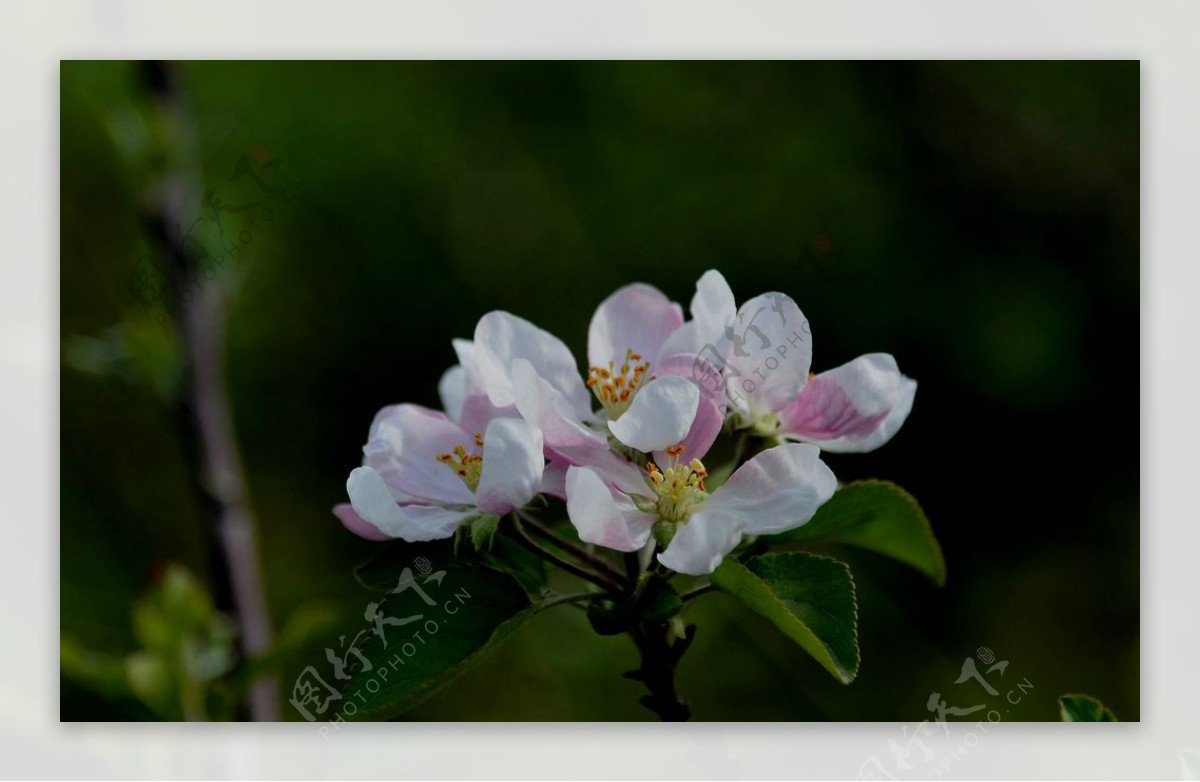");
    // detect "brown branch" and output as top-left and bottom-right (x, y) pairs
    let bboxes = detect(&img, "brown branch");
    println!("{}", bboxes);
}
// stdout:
(138, 61), (278, 721)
